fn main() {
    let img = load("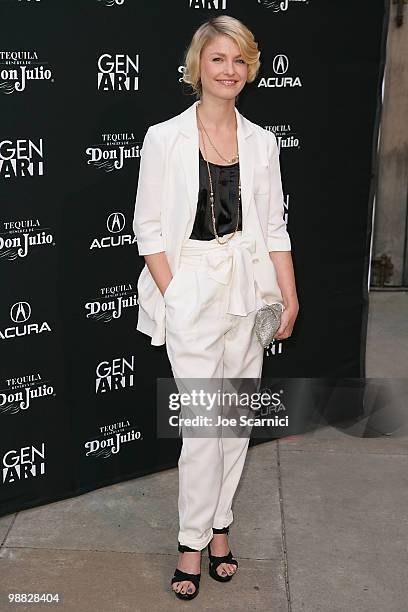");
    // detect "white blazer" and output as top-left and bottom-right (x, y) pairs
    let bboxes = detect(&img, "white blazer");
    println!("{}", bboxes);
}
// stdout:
(133, 100), (291, 346)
